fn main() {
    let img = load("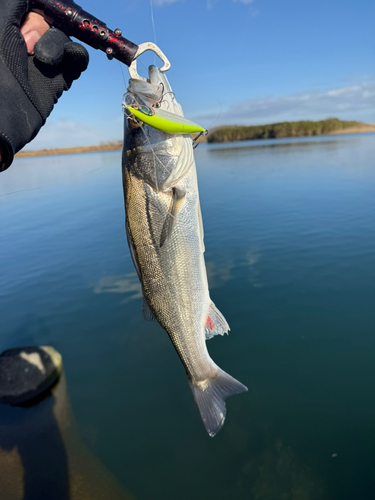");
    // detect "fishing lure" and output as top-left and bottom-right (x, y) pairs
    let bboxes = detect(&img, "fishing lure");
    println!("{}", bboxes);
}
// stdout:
(125, 105), (206, 135)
